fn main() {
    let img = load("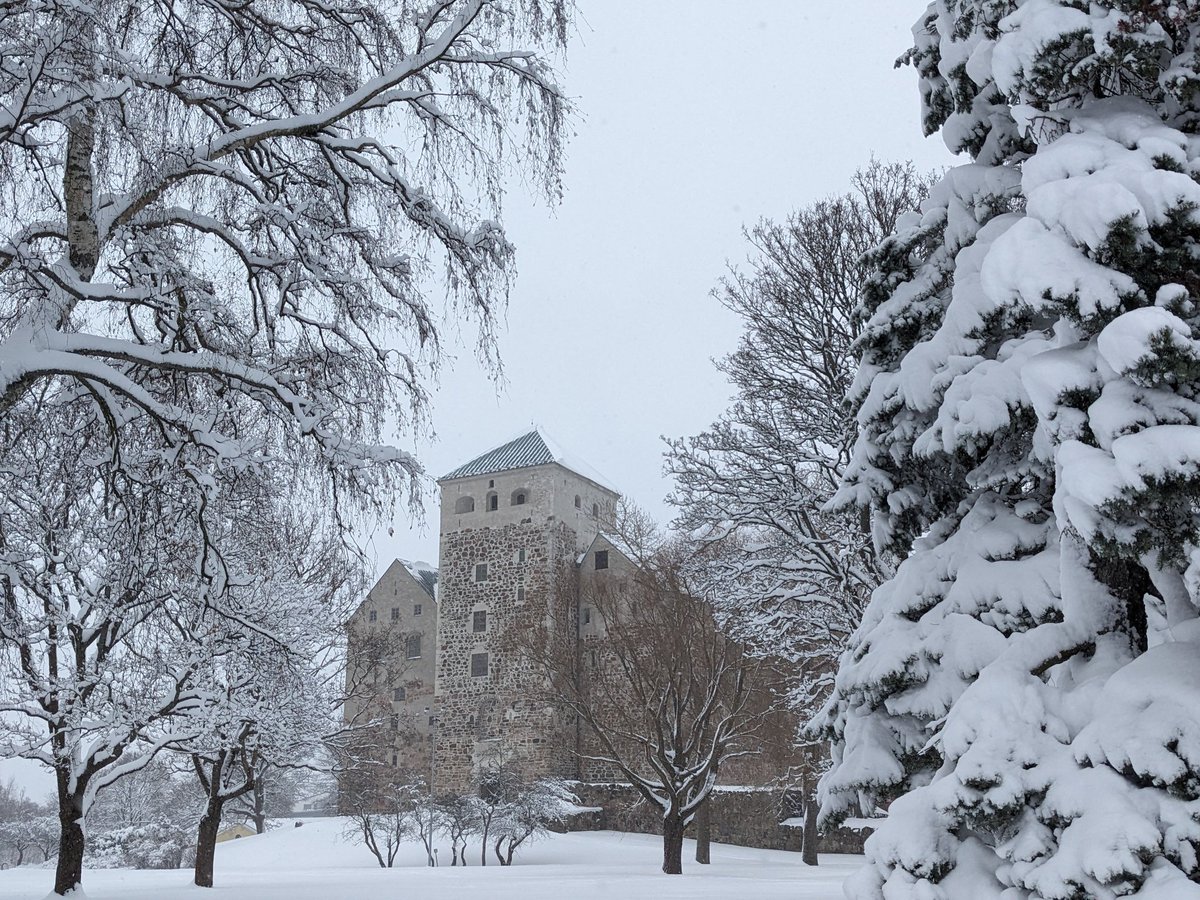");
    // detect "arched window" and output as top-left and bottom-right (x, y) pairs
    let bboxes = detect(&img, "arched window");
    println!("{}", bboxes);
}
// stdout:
(454, 496), (475, 514)
(592, 503), (599, 518)
(574, 495), (581, 509)
(487, 492), (498, 511)
(510, 489), (528, 506)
